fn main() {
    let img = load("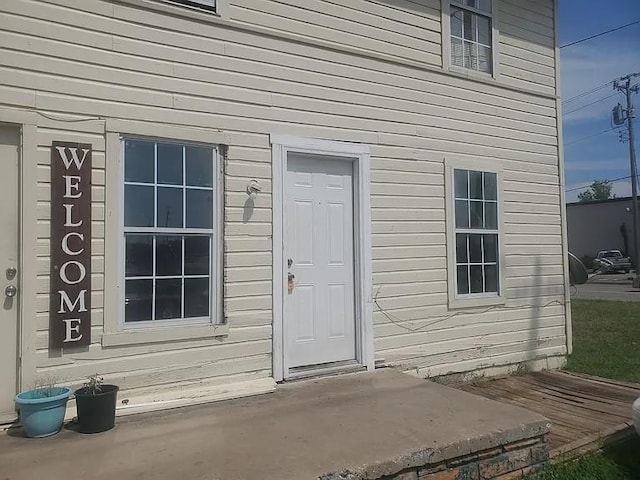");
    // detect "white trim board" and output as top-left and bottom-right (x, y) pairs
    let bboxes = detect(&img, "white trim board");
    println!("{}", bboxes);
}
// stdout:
(270, 136), (373, 381)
